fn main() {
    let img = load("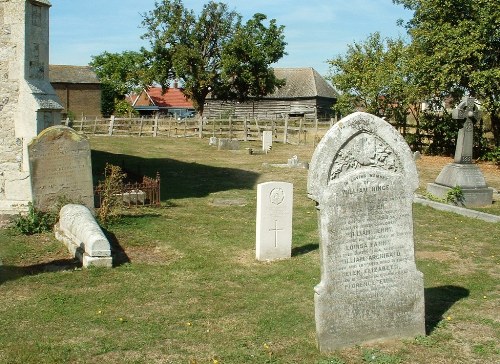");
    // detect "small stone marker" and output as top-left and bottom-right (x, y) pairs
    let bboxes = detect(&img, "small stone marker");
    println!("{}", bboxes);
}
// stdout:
(262, 130), (273, 152)
(209, 136), (218, 146)
(427, 97), (493, 207)
(28, 126), (94, 211)
(308, 112), (425, 351)
(256, 181), (293, 261)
